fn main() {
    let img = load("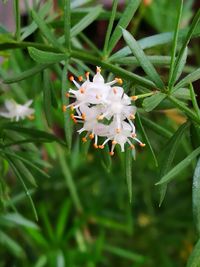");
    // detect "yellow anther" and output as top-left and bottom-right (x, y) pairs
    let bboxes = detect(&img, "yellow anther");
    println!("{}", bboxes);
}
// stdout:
(82, 137), (87, 143)
(62, 105), (67, 112)
(78, 76), (83, 82)
(115, 77), (123, 85)
(81, 113), (86, 120)
(99, 145), (104, 149)
(69, 75), (74, 81)
(96, 66), (101, 73)
(93, 144), (98, 149)
(89, 133), (94, 139)
(132, 133), (137, 138)
(131, 96), (138, 101)
(109, 151), (114, 156)
(65, 92), (70, 98)
(129, 114), (135, 120)
(140, 143), (146, 147)
(70, 105), (74, 111)
(96, 94), (100, 99)
(28, 114), (35, 120)
(97, 115), (104, 121)
(112, 140), (117, 145)
(116, 128), (121, 133)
